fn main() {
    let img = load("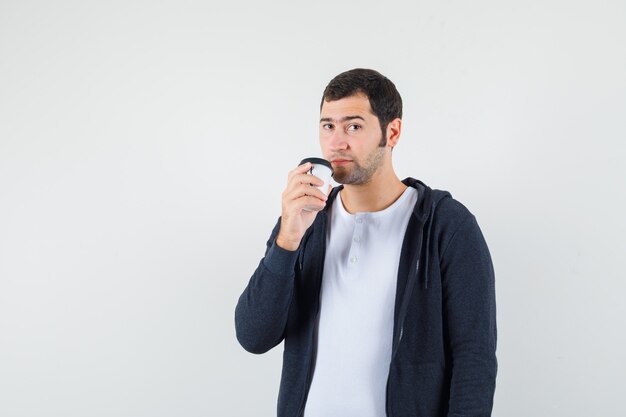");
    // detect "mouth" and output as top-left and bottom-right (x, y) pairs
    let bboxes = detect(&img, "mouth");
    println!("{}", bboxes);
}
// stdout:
(330, 158), (353, 166)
